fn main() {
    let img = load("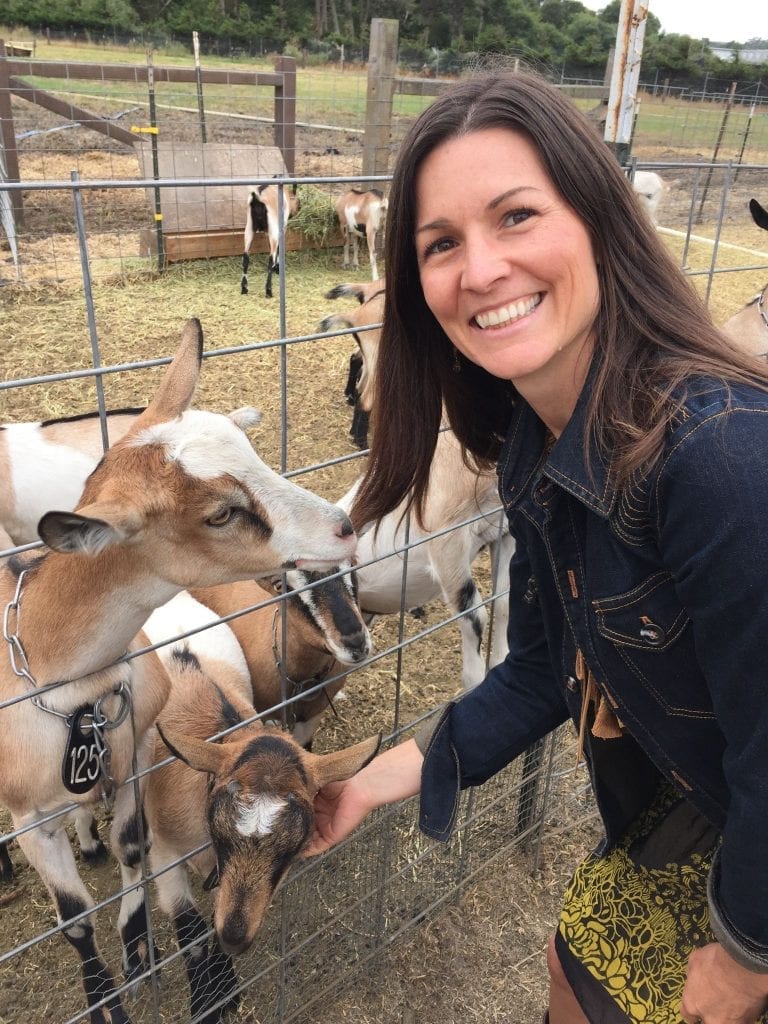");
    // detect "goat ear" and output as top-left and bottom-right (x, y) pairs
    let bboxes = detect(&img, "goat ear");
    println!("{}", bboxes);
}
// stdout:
(129, 318), (203, 432)
(157, 723), (226, 775)
(308, 733), (381, 790)
(229, 406), (262, 431)
(38, 504), (142, 554)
